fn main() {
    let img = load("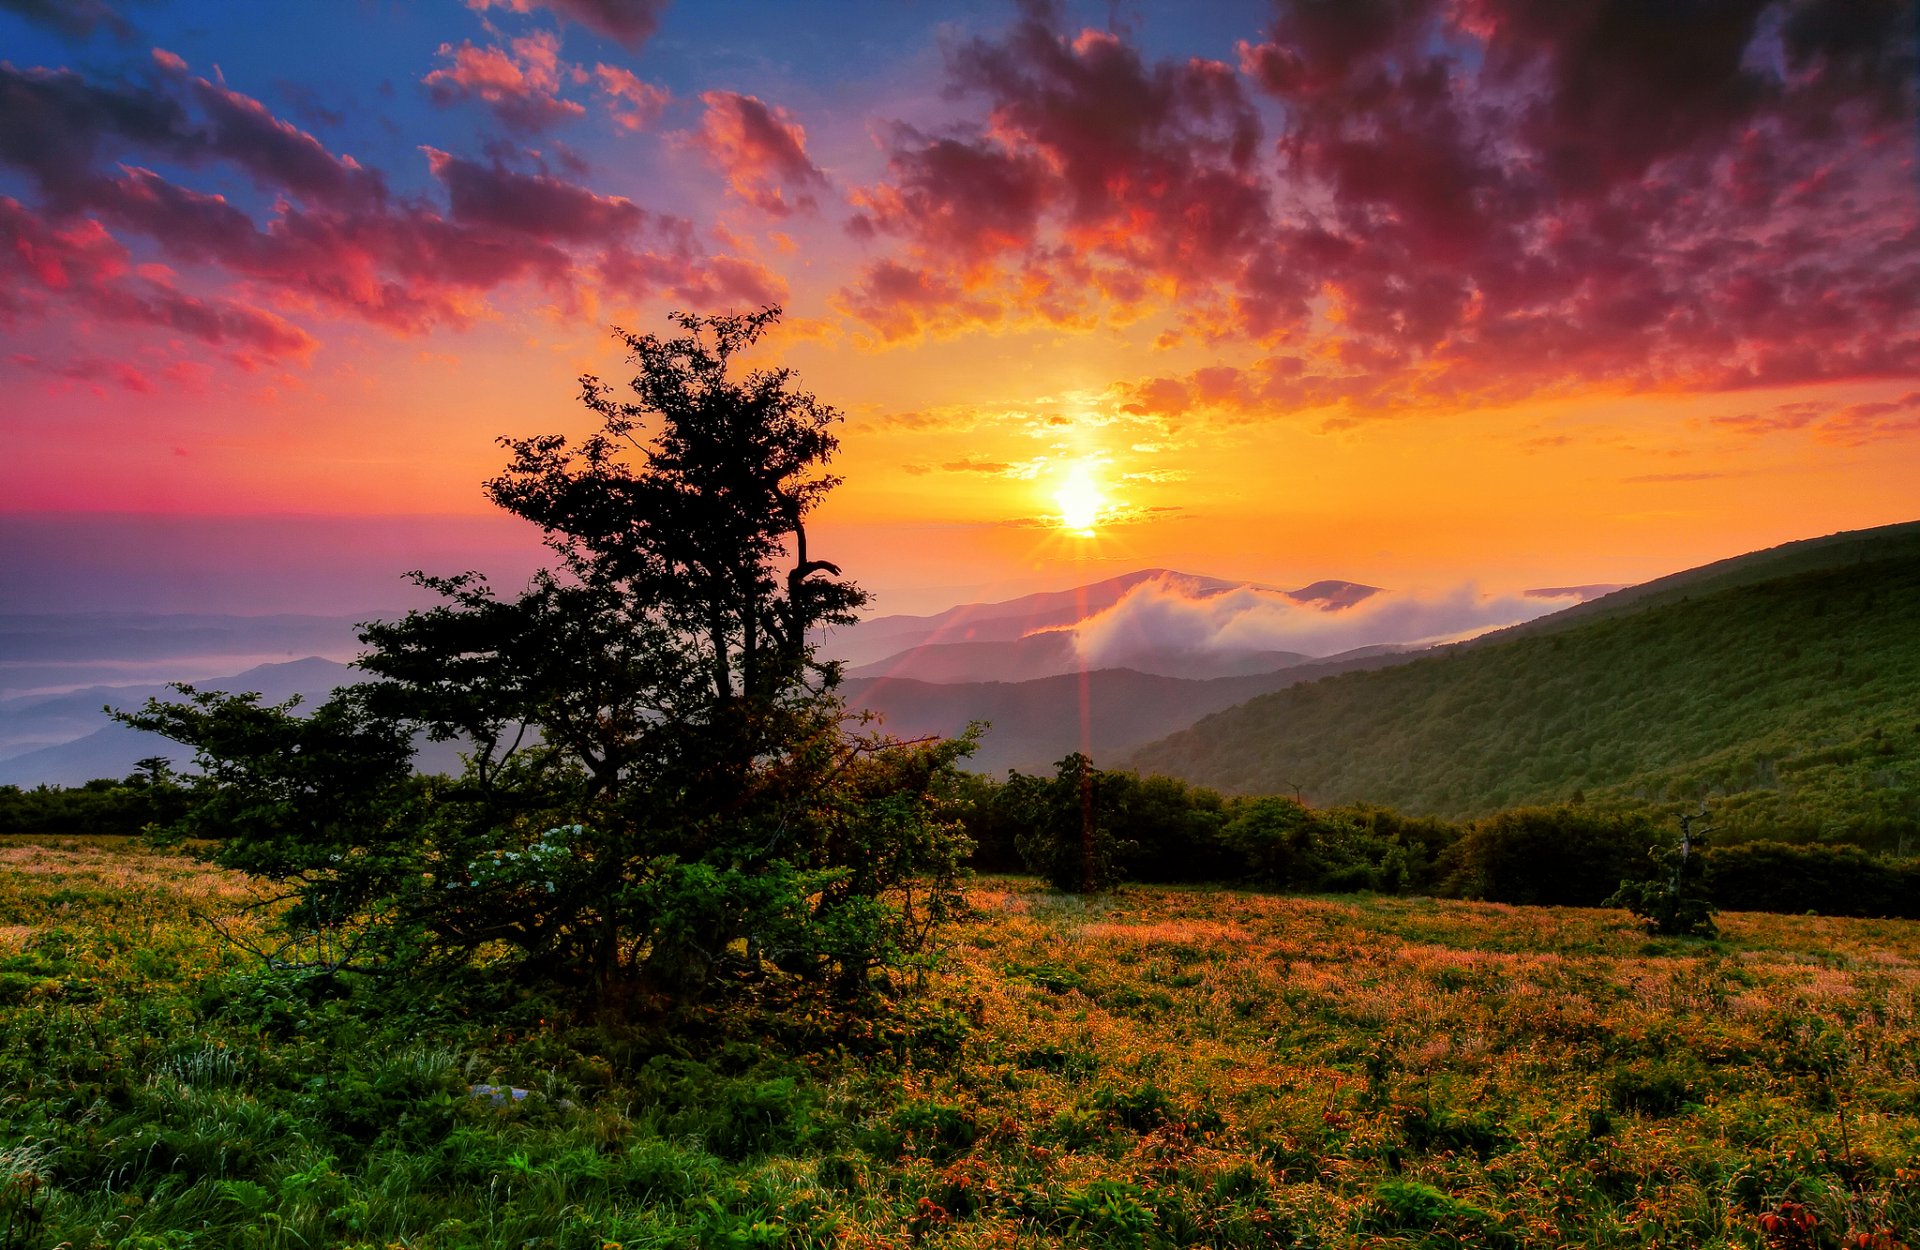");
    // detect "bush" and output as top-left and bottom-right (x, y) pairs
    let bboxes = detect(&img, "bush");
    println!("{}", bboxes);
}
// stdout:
(1447, 807), (1654, 906)
(1011, 754), (1133, 892)
(1706, 840), (1920, 918)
